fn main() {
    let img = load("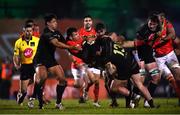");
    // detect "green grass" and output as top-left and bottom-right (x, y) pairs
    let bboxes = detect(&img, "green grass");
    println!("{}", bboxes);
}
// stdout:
(0, 98), (180, 114)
